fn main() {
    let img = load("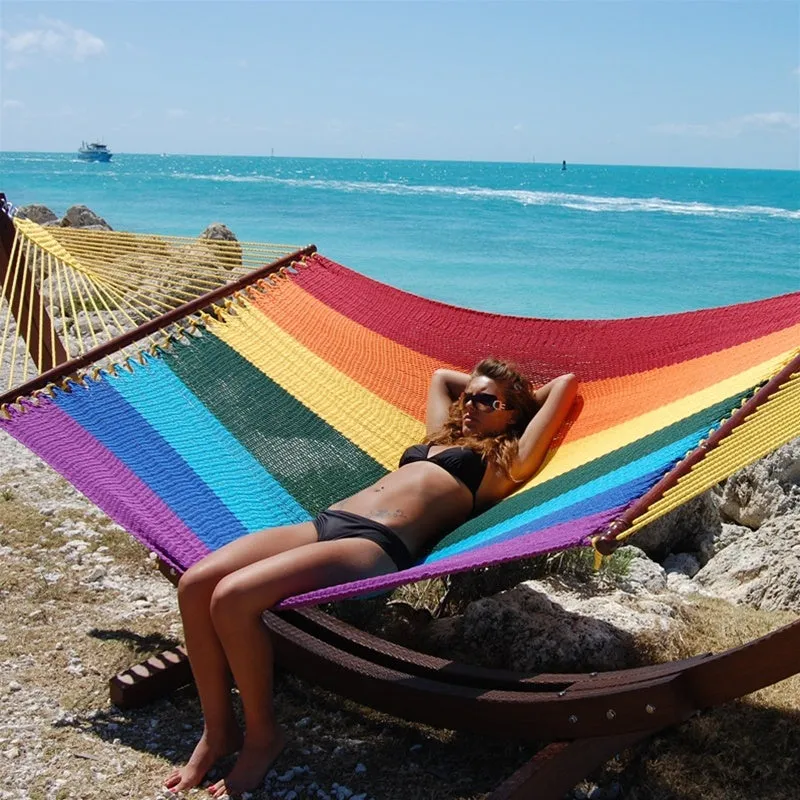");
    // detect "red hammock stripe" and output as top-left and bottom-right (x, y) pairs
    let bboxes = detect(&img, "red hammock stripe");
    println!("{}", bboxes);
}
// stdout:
(295, 254), (800, 381)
